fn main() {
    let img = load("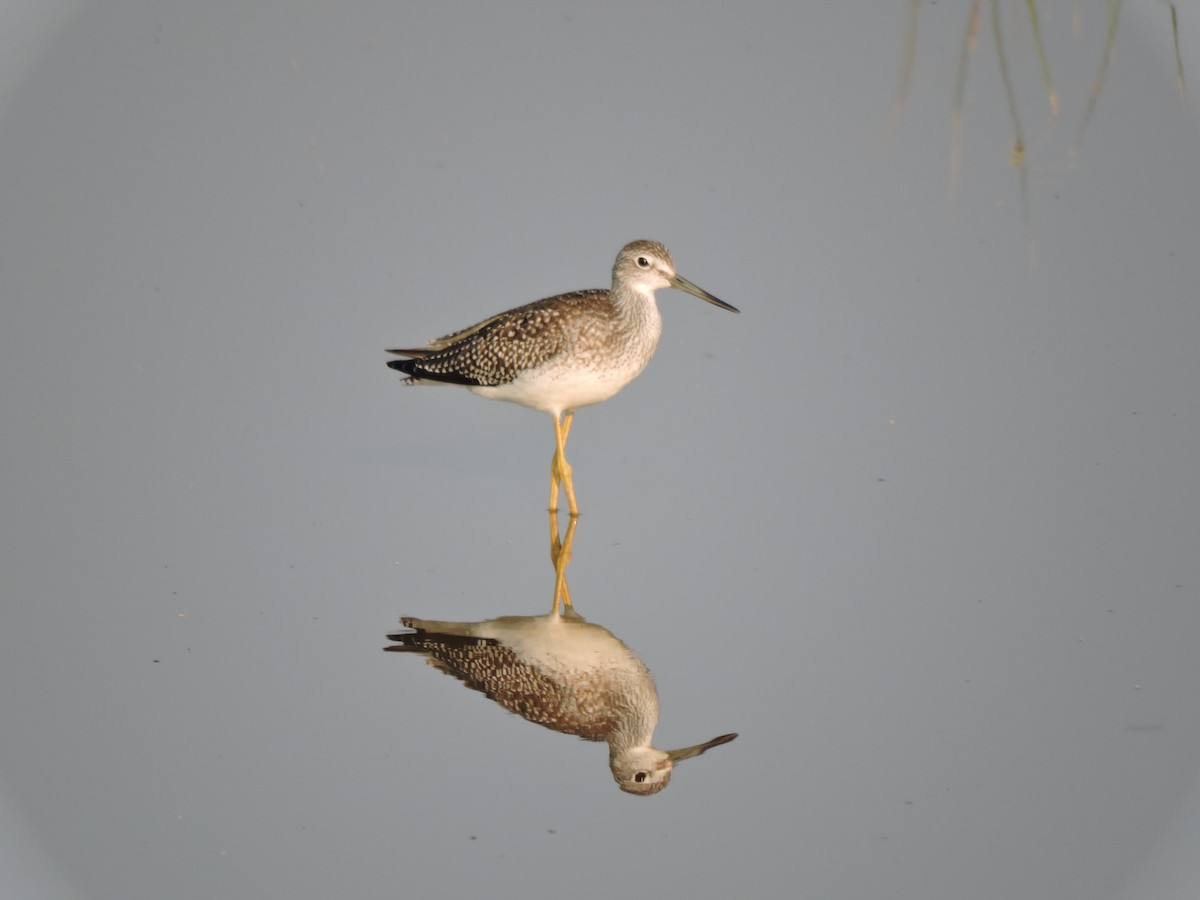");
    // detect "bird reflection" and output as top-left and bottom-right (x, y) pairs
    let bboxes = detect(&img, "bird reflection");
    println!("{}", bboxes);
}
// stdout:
(385, 512), (736, 795)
